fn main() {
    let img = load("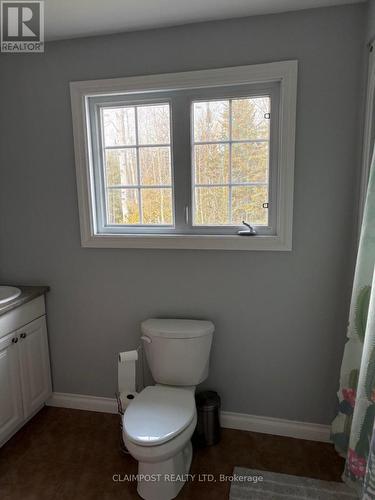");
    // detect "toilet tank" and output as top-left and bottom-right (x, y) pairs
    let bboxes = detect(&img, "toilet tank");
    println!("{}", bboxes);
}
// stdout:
(141, 319), (214, 386)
